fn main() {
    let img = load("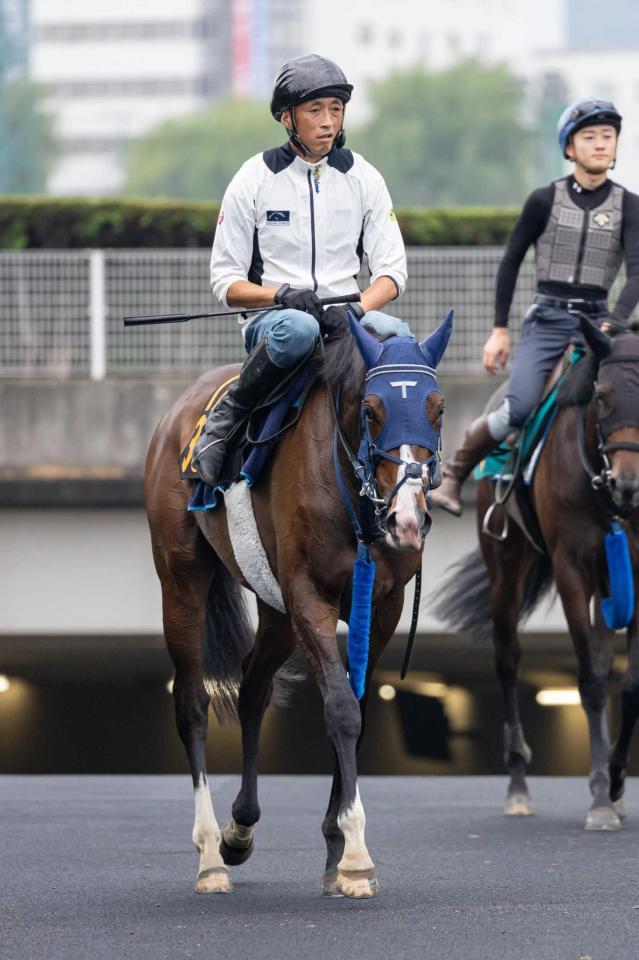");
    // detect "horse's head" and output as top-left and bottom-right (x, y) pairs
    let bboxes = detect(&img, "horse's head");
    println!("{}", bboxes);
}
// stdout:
(581, 316), (639, 514)
(350, 310), (452, 551)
